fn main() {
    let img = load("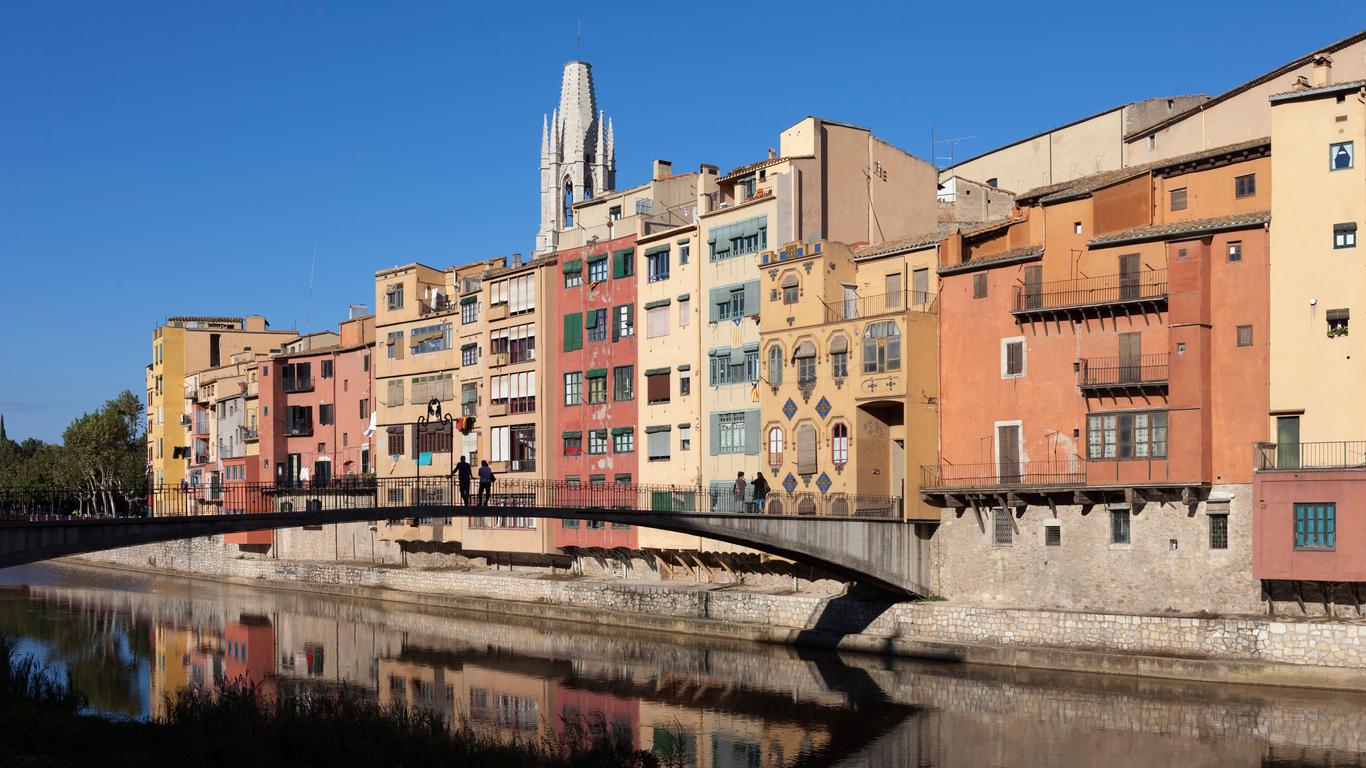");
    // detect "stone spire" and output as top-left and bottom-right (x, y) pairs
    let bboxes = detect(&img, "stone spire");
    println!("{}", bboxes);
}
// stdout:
(535, 61), (616, 255)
